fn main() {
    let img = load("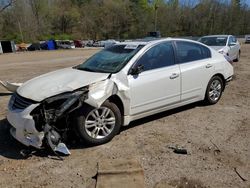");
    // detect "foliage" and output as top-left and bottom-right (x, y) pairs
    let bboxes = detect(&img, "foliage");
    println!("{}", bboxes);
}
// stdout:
(0, 0), (249, 42)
